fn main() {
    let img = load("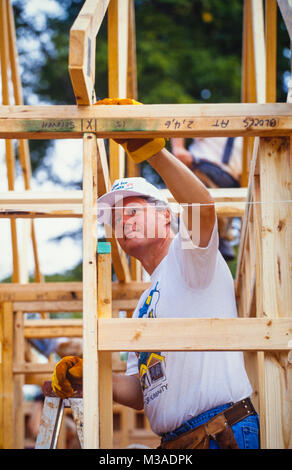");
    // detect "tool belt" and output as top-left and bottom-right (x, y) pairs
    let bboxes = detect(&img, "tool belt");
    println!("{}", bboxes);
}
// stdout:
(159, 398), (256, 450)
